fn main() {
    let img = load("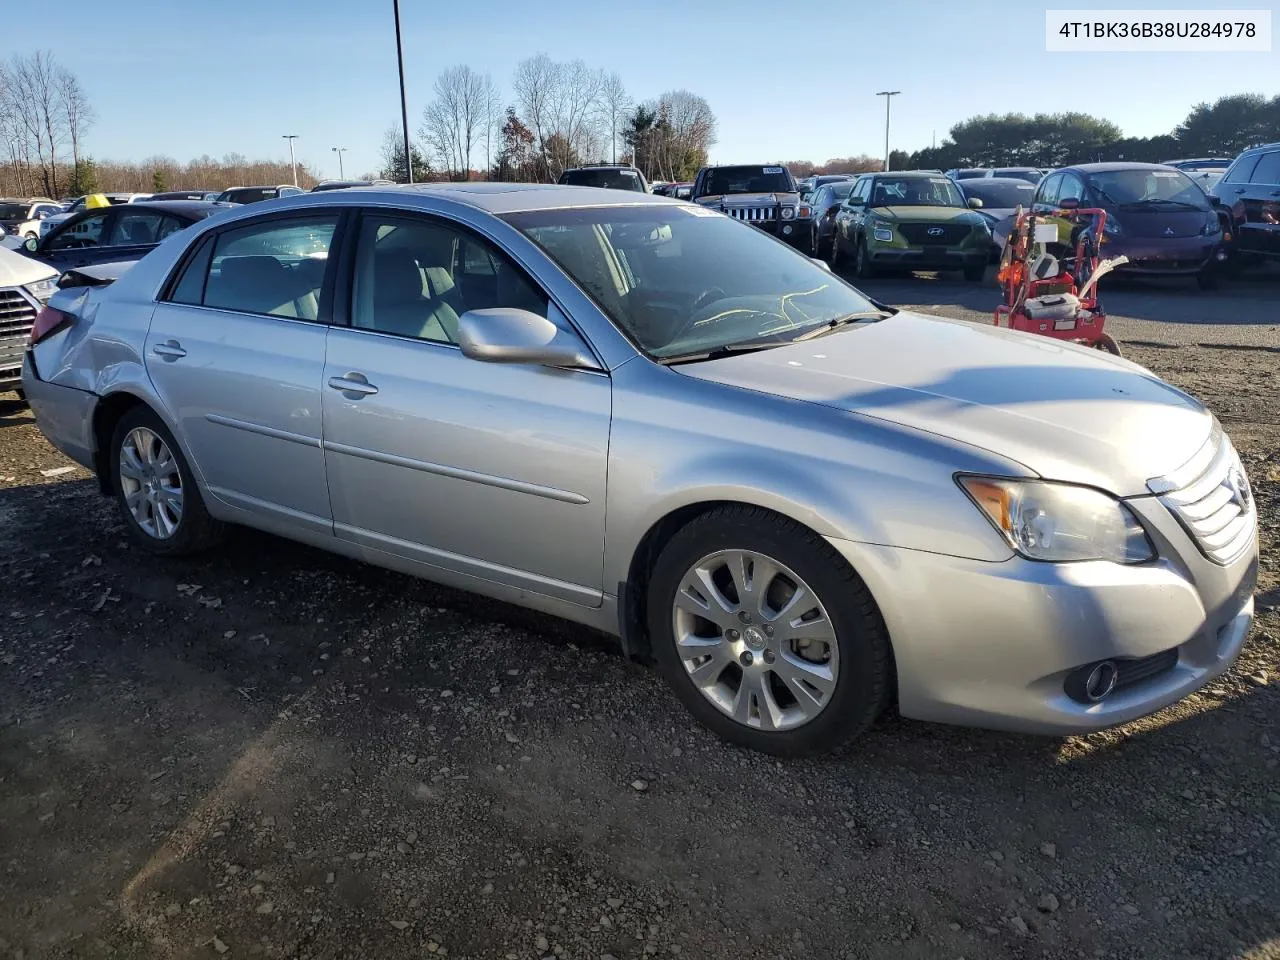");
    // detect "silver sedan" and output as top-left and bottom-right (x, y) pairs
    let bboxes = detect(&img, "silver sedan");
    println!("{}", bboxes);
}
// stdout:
(22, 184), (1258, 755)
